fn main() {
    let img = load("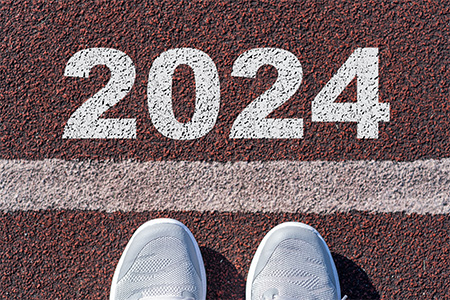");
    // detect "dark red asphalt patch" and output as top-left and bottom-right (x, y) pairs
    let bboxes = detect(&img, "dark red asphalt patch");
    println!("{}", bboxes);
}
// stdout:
(1, 1), (449, 161)
(1, 210), (449, 299)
